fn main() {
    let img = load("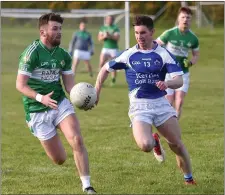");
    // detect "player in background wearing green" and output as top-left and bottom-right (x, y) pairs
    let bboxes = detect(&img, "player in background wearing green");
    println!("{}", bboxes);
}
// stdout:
(68, 20), (94, 78)
(98, 15), (120, 86)
(156, 7), (199, 119)
(16, 13), (96, 194)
